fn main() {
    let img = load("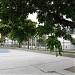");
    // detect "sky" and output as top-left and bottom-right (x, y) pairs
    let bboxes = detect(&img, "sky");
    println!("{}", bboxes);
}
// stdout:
(28, 13), (72, 23)
(28, 13), (38, 22)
